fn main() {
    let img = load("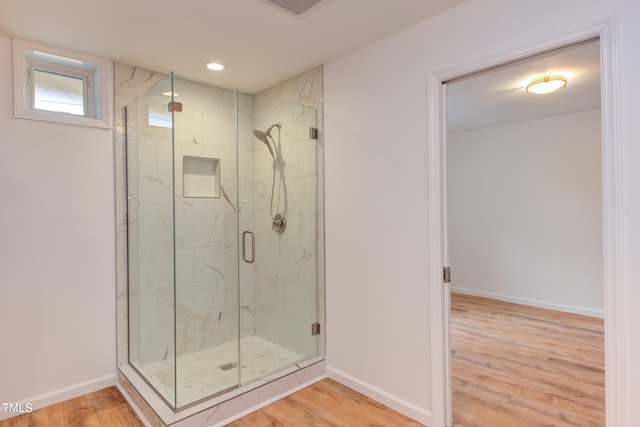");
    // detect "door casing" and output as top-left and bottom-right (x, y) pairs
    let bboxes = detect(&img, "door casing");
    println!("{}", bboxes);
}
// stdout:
(427, 18), (624, 427)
